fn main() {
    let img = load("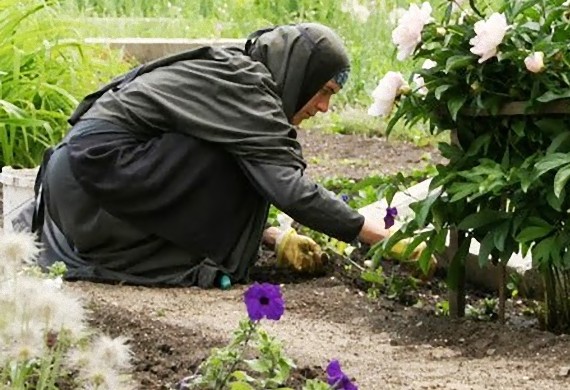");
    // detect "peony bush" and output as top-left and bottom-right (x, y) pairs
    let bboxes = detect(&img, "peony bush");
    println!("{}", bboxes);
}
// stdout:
(367, 0), (570, 331)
